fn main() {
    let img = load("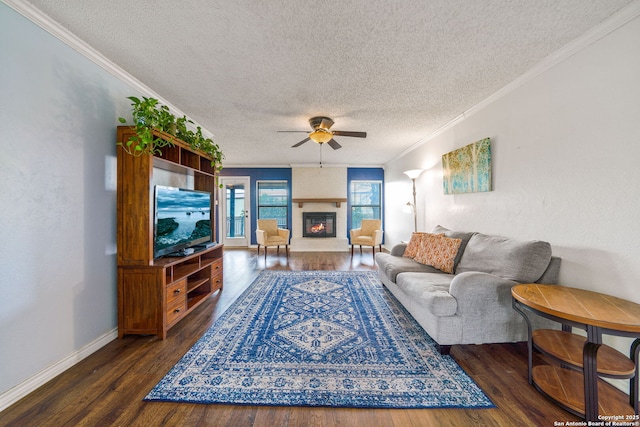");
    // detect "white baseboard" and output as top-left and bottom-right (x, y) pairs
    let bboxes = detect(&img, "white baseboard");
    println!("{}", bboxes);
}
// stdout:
(0, 328), (118, 412)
